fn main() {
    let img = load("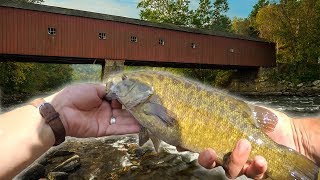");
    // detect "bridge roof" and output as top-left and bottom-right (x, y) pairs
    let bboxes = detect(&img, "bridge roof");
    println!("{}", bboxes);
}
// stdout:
(0, 1), (267, 43)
